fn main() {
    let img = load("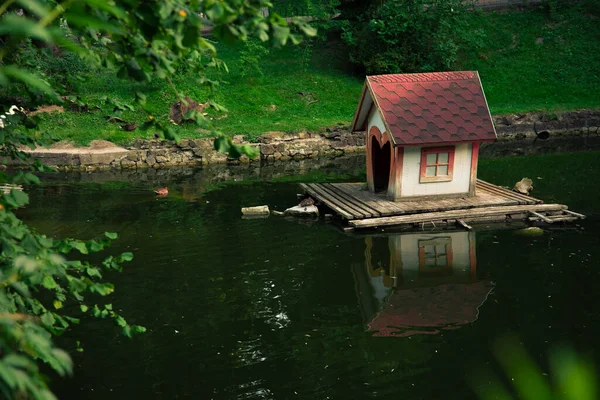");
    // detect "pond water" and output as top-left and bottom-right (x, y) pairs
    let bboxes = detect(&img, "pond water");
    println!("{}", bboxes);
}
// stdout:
(19, 152), (600, 400)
